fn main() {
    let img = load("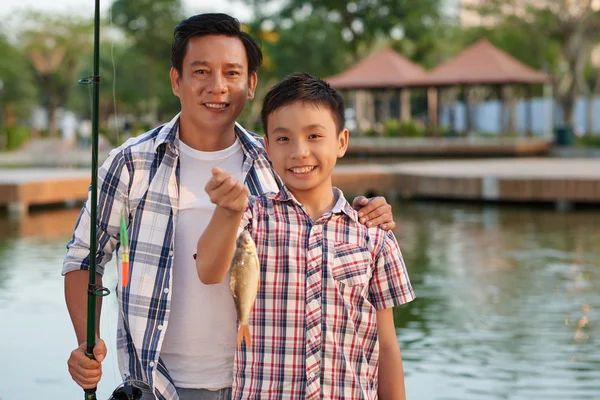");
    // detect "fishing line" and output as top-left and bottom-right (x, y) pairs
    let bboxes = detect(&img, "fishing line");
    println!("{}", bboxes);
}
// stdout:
(109, 6), (120, 145)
